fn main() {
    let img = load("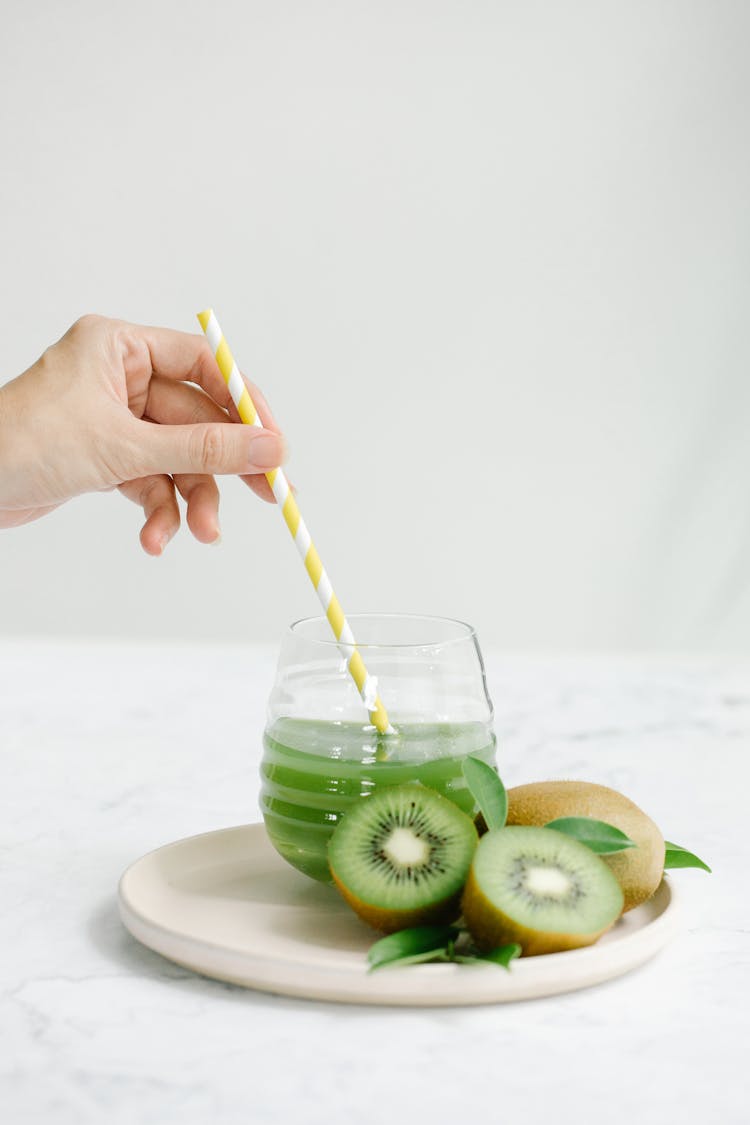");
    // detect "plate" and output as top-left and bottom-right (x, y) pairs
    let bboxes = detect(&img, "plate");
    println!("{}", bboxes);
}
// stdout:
(118, 823), (681, 1006)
